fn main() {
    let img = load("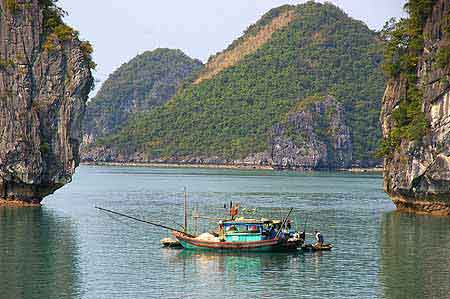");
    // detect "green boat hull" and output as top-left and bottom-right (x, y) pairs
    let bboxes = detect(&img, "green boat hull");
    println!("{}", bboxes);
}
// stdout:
(173, 231), (300, 252)
(178, 239), (288, 252)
